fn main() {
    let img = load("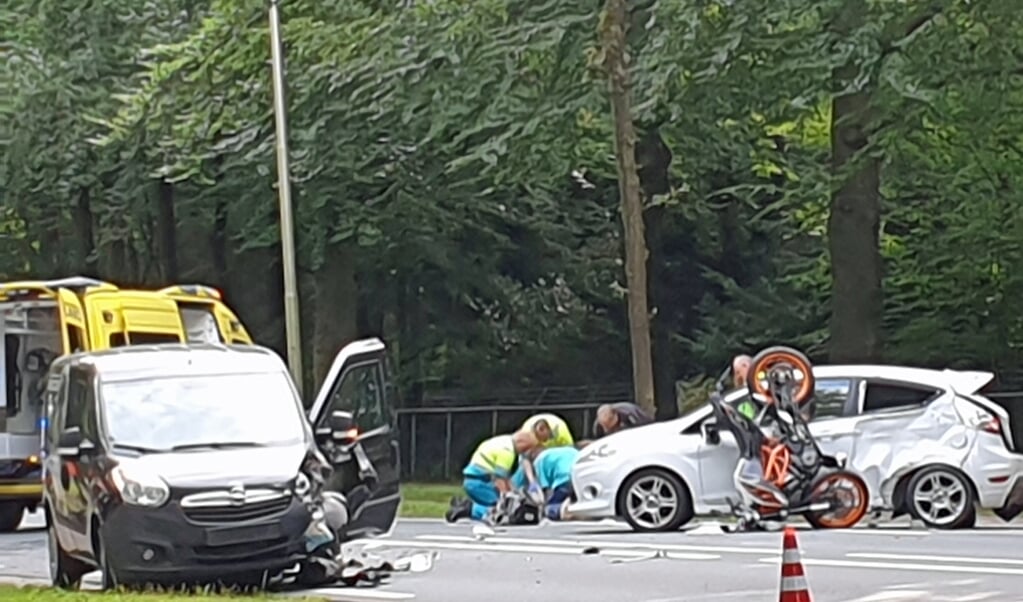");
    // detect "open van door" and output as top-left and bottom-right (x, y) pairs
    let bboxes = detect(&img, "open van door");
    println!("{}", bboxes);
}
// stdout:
(56, 290), (87, 354)
(308, 338), (400, 539)
(211, 302), (253, 344)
